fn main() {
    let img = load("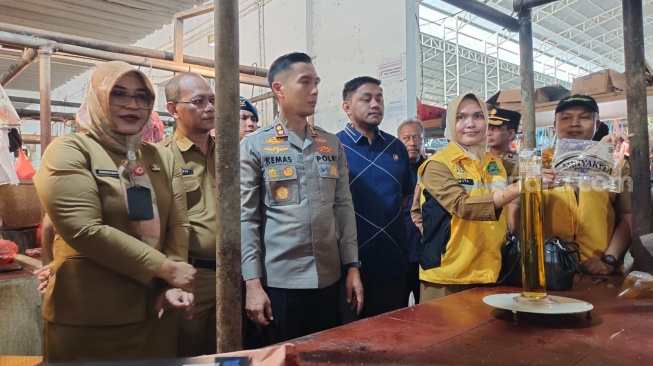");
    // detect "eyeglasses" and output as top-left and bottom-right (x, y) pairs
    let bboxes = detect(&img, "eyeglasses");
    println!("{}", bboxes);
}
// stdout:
(109, 90), (154, 110)
(174, 97), (216, 109)
(401, 135), (424, 143)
